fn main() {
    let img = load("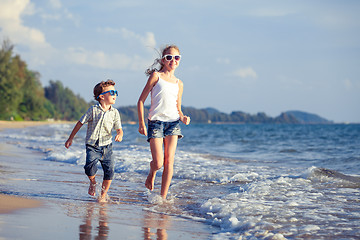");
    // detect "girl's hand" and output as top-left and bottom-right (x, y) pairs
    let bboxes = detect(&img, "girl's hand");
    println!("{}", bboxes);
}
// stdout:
(181, 115), (191, 125)
(138, 125), (147, 136)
